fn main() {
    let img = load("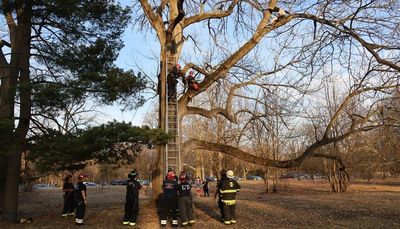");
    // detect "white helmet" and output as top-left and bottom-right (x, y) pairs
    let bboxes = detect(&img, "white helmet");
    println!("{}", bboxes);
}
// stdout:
(226, 170), (234, 178)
